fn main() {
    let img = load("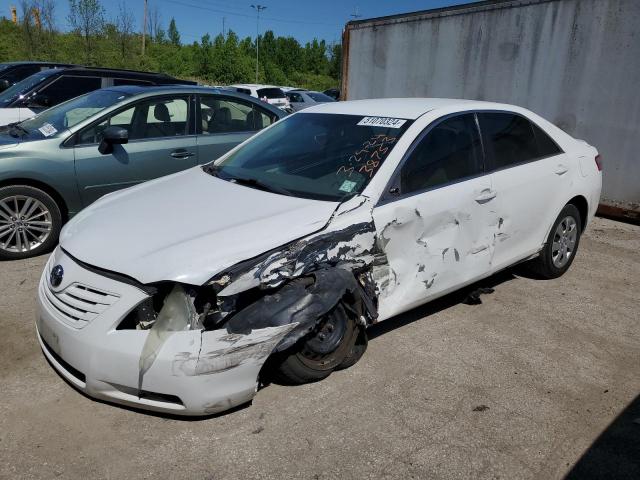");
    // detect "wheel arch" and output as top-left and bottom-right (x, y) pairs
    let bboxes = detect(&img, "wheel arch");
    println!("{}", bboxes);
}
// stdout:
(0, 178), (69, 222)
(566, 195), (589, 231)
